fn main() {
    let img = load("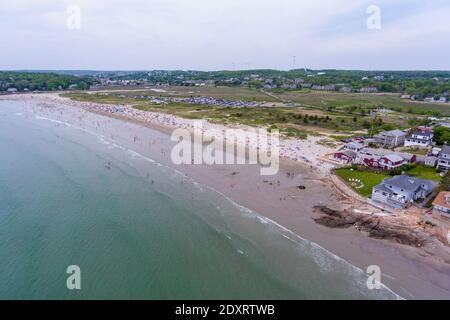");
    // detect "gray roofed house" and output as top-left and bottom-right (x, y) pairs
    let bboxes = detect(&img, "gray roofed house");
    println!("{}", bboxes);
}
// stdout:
(373, 130), (406, 148)
(382, 154), (404, 163)
(371, 175), (435, 209)
(425, 156), (438, 167)
(333, 150), (357, 163)
(354, 147), (416, 169)
(437, 145), (450, 171)
(344, 141), (365, 152)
